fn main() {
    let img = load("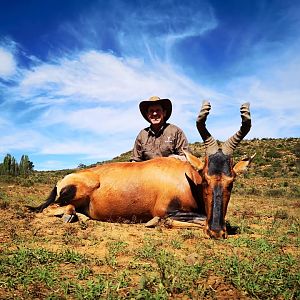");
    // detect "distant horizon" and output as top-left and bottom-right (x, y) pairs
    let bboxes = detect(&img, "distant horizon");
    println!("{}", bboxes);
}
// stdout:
(1, 0), (300, 170)
(1, 136), (299, 171)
